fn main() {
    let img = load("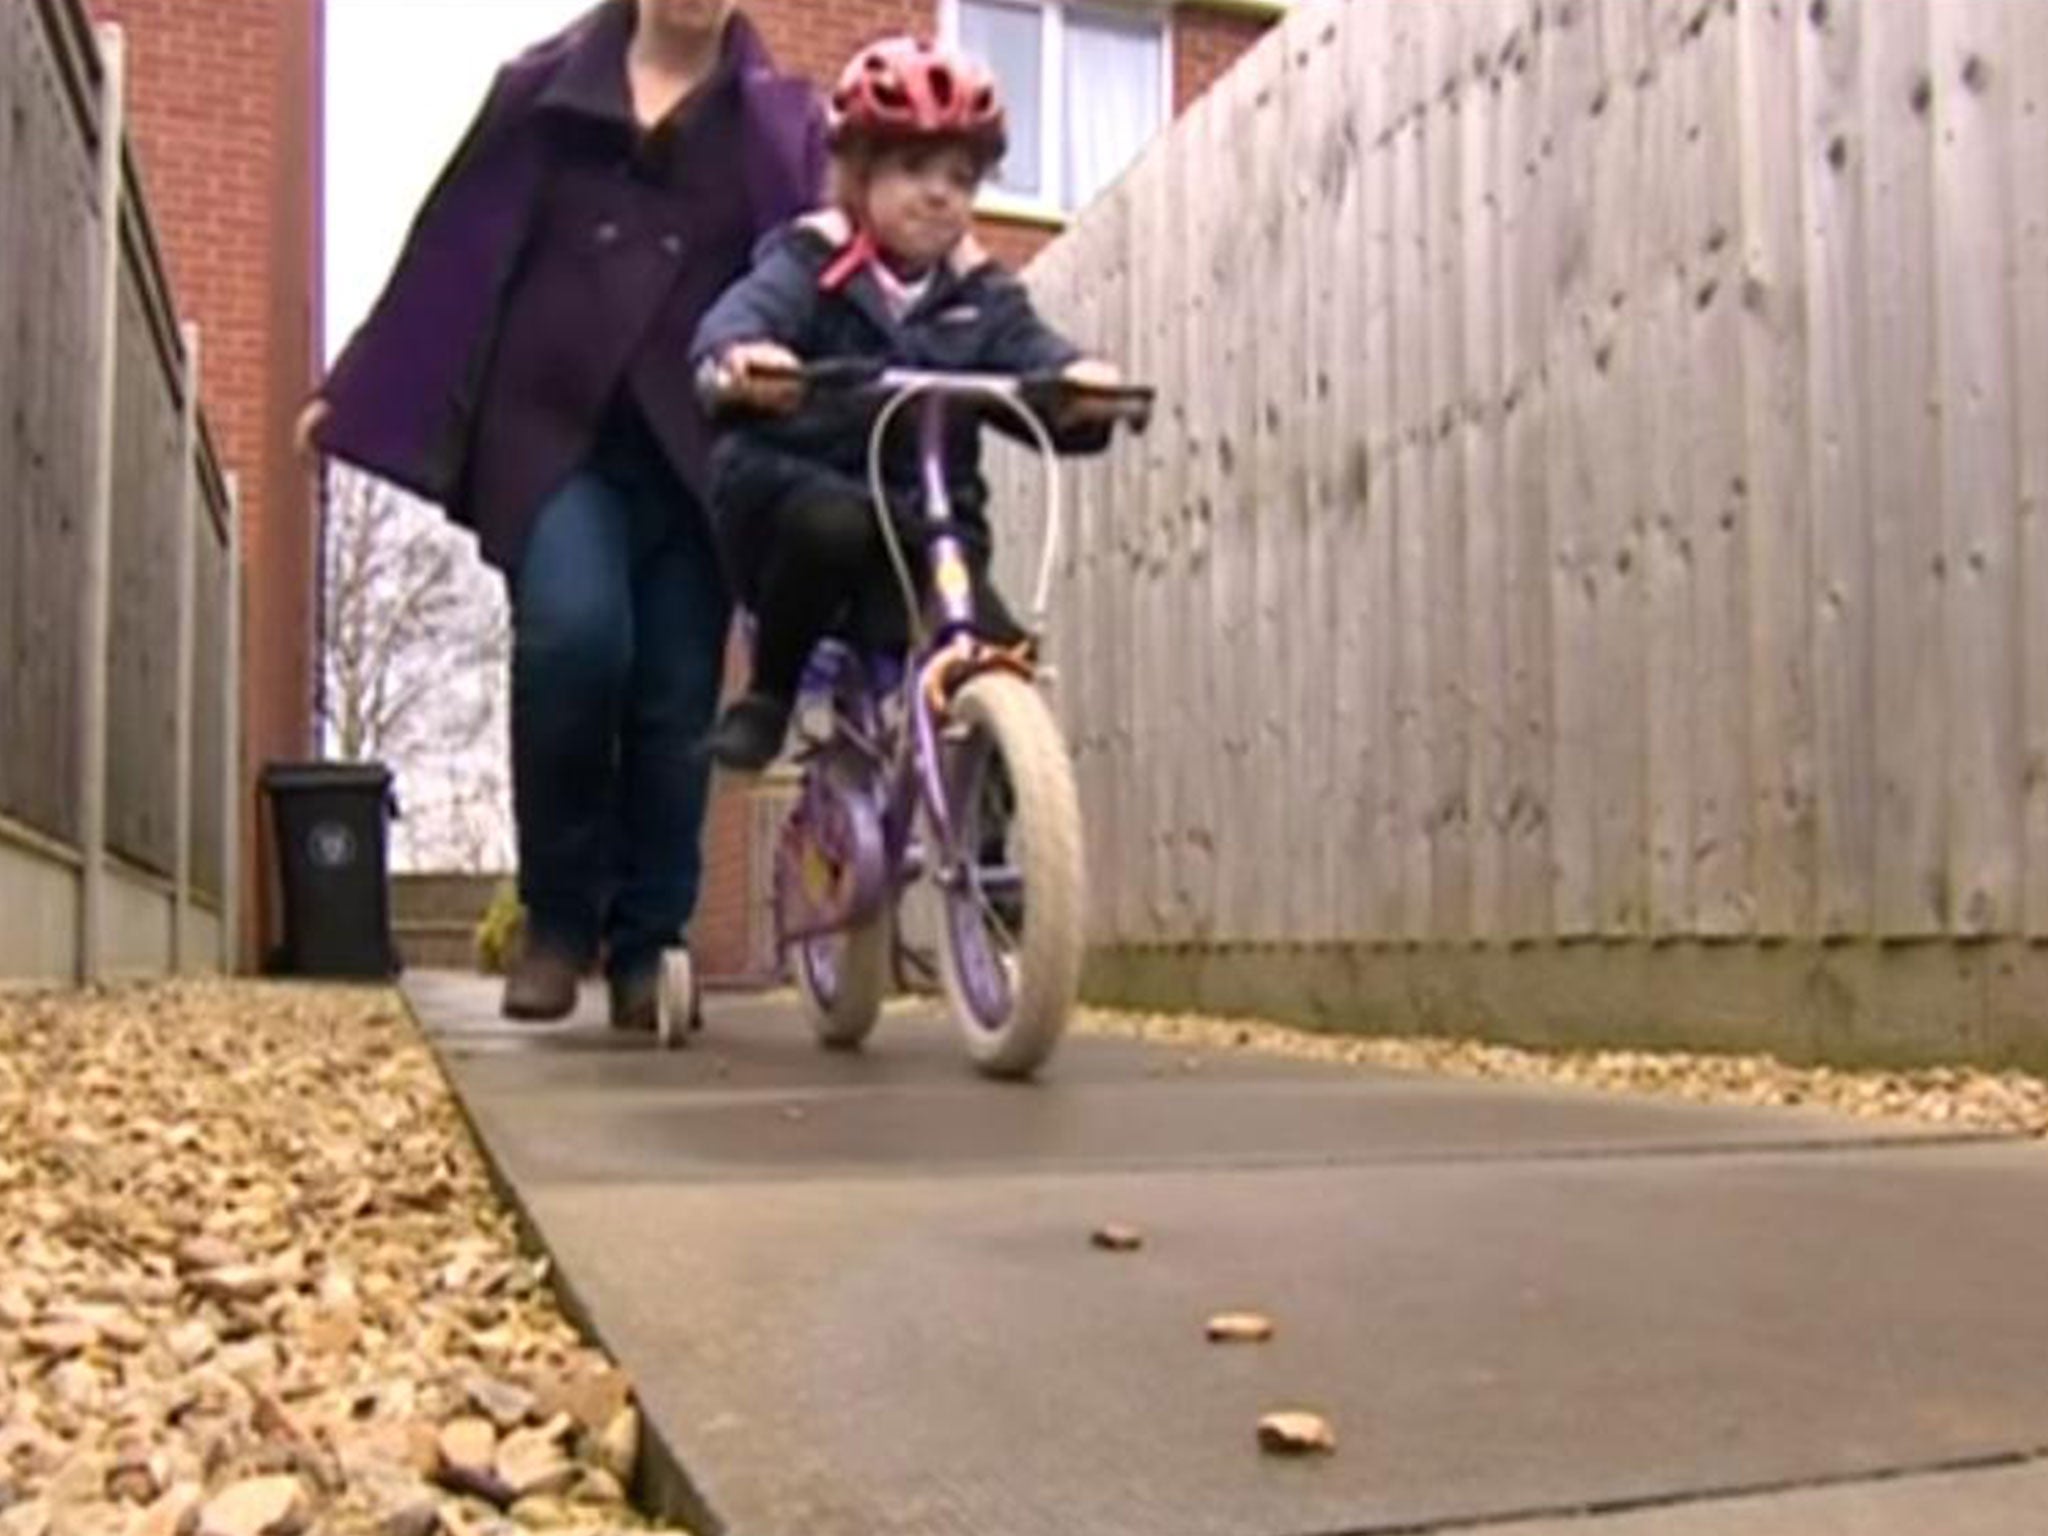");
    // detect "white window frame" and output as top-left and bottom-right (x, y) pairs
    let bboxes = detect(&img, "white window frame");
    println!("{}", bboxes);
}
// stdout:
(940, 0), (1177, 221)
